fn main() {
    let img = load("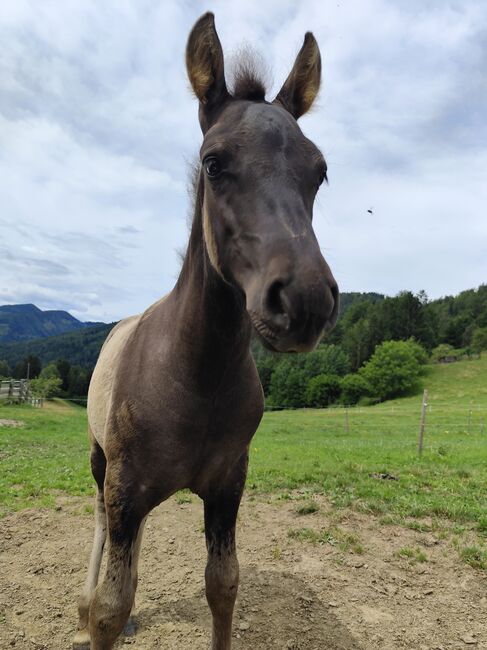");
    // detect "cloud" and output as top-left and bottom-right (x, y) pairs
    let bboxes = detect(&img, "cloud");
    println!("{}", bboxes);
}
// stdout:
(0, 0), (485, 321)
